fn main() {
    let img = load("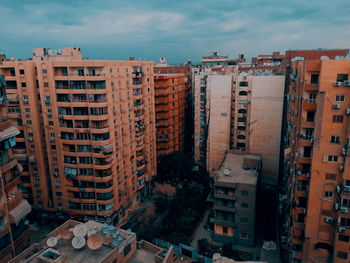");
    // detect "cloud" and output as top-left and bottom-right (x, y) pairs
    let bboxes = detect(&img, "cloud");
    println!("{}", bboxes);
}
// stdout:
(0, 0), (349, 63)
